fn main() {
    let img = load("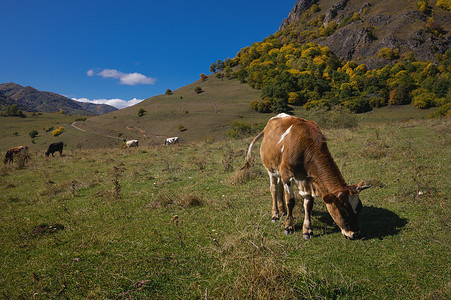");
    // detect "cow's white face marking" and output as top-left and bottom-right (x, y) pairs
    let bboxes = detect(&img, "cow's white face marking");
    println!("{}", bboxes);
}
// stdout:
(341, 229), (355, 239)
(278, 125), (293, 144)
(348, 194), (360, 214)
(281, 145), (284, 153)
